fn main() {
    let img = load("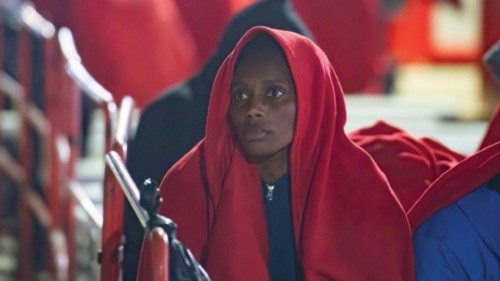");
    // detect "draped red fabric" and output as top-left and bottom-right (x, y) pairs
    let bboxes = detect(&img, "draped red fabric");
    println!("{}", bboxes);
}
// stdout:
(478, 105), (500, 151)
(66, 0), (199, 108)
(291, 0), (385, 93)
(174, 0), (255, 62)
(408, 141), (500, 231)
(156, 27), (414, 280)
(349, 121), (465, 212)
